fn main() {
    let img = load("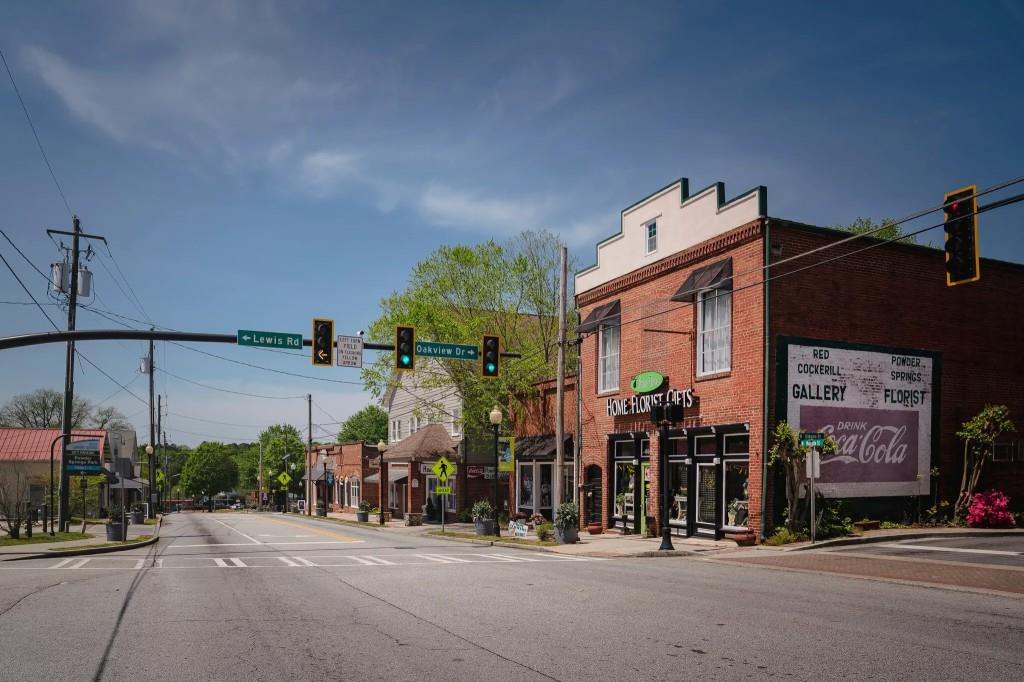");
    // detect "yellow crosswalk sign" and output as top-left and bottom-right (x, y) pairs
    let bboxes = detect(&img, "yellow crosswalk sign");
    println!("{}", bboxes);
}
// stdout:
(431, 456), (455, 483)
